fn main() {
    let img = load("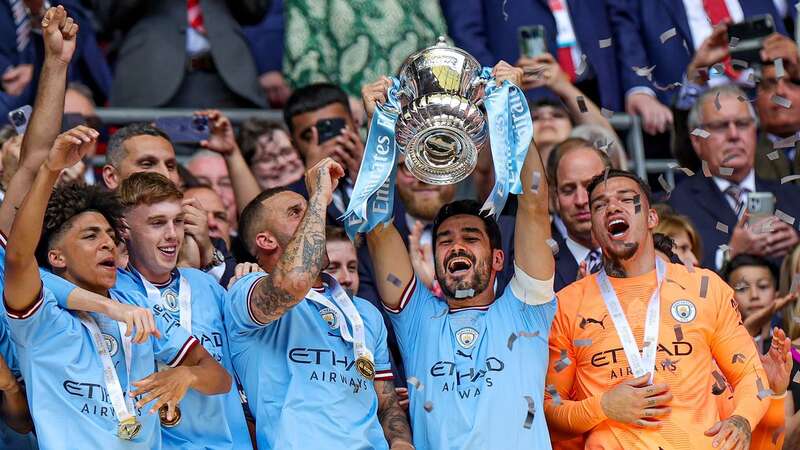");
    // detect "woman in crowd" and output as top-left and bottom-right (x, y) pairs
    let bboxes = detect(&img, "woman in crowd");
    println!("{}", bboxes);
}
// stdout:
(237, 118), (305, 190)
(653, 211), (702, 268)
